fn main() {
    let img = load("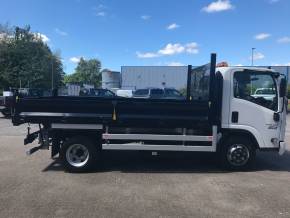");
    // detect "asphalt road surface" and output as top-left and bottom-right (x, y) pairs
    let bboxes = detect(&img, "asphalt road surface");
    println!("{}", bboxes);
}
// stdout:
(0, 115), (290, 218)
